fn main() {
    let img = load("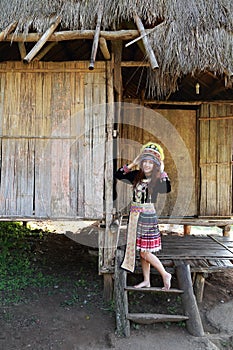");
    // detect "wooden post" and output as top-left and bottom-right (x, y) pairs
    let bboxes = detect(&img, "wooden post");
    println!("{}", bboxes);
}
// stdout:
(133, 13), (159, 70)
(112, 41), (123, 96)
(176, 262), (204, 337)
(115, 249), (130, 337)
(222, 225), (231, 237)
(102, 61), (114, 301)
(89, 4), (103, 70)
(23, 17), (61, 63)
(193, 273), (205, 303)
(184, 225), (191, 235)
